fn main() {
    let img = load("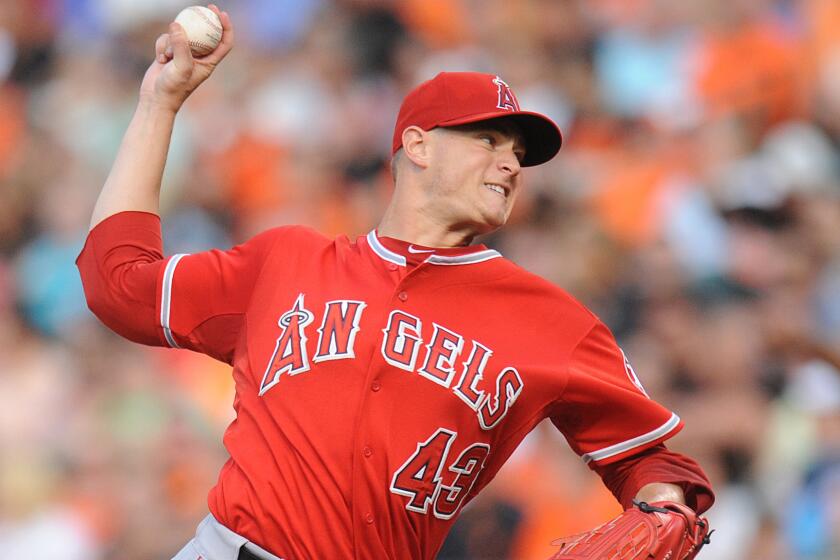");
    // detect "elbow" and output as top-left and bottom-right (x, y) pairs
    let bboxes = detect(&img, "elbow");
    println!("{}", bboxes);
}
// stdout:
(77, 259), (162, 346)
(78, 261), (114, 323)
(82, 285), (124, 336)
